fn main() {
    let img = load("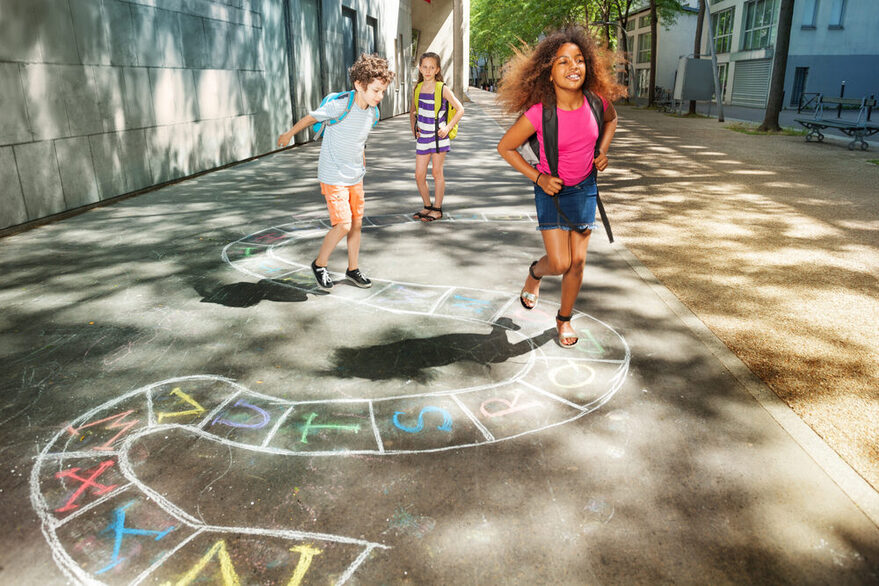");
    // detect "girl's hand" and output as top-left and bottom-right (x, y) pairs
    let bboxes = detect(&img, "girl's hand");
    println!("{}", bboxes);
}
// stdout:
(277, 131), (293, 148)
(537, 174), (563, 196)
(594, 151), (609, 172)
(437, 125), (449, 139)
